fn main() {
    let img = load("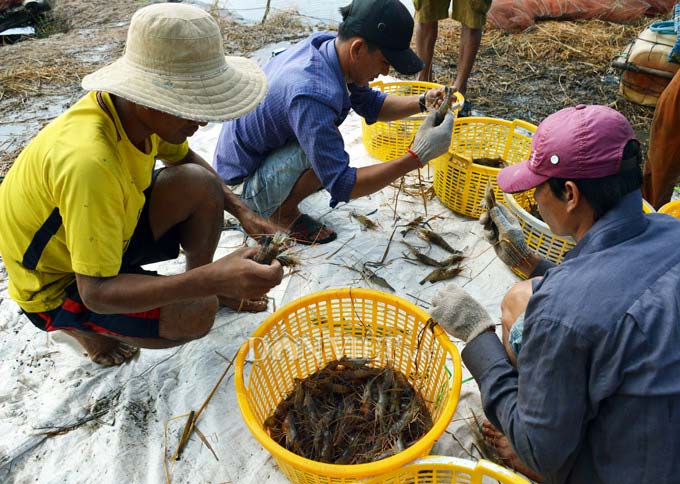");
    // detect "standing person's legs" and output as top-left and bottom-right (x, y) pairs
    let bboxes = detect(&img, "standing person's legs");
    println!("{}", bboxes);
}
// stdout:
(451, 0), (491, 108)
(240, 141), (336, 244)
(642, 69), (680, 209)
(452, 25), (482, 96)
(413, 0), (449, 82)
(415, 22), (438, 82)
